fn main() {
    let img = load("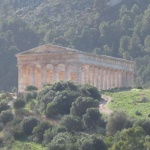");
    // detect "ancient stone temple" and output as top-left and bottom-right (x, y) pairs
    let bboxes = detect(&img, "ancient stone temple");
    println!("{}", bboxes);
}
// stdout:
(16, 44), (134, 93)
